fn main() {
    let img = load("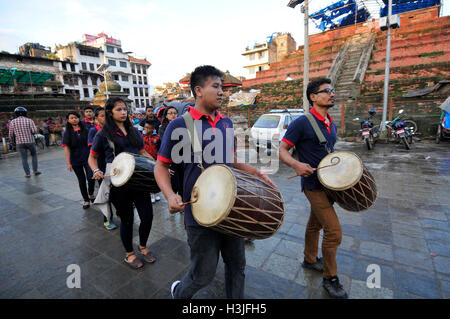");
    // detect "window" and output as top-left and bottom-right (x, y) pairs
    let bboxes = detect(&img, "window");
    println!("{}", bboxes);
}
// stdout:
(133, 76), (136, 84)
(81, 75), (88, 85)
(97, 64), (100, 70)
(122, 75), (128, 82)
(137, 65), (141, 74)
(113, 74), (119, 81)
(106, 45), (114, 53)
(81, 62), (87, 70)
(123, 88), (130, 94)
(79, 49), (99, 57)
(249, 54), (255, 61)
(83, 88), (90, 98)
(135, 99), (140, 106)
(71, 64), (75, 72)
(142, 67), (147, 75)
(90, 63), (94, 71)
(118, 48), (123, 53)
(120, 61), (127, 68)
(134, 87), (138, 96)
(138, 76), (142, 84)
(143, 77), (147, 85)
(108, 59), (116, 66)
(131, 64), (135, 73)
(141, 99), (145, 106)
(139, 88), (144, 96)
